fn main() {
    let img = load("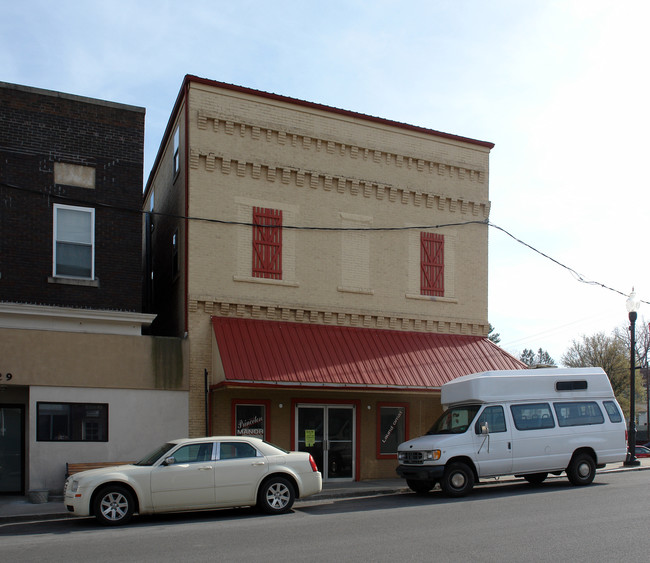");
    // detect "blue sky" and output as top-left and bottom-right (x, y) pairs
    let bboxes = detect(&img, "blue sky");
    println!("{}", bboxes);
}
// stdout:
(3, 0), (649, 362)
